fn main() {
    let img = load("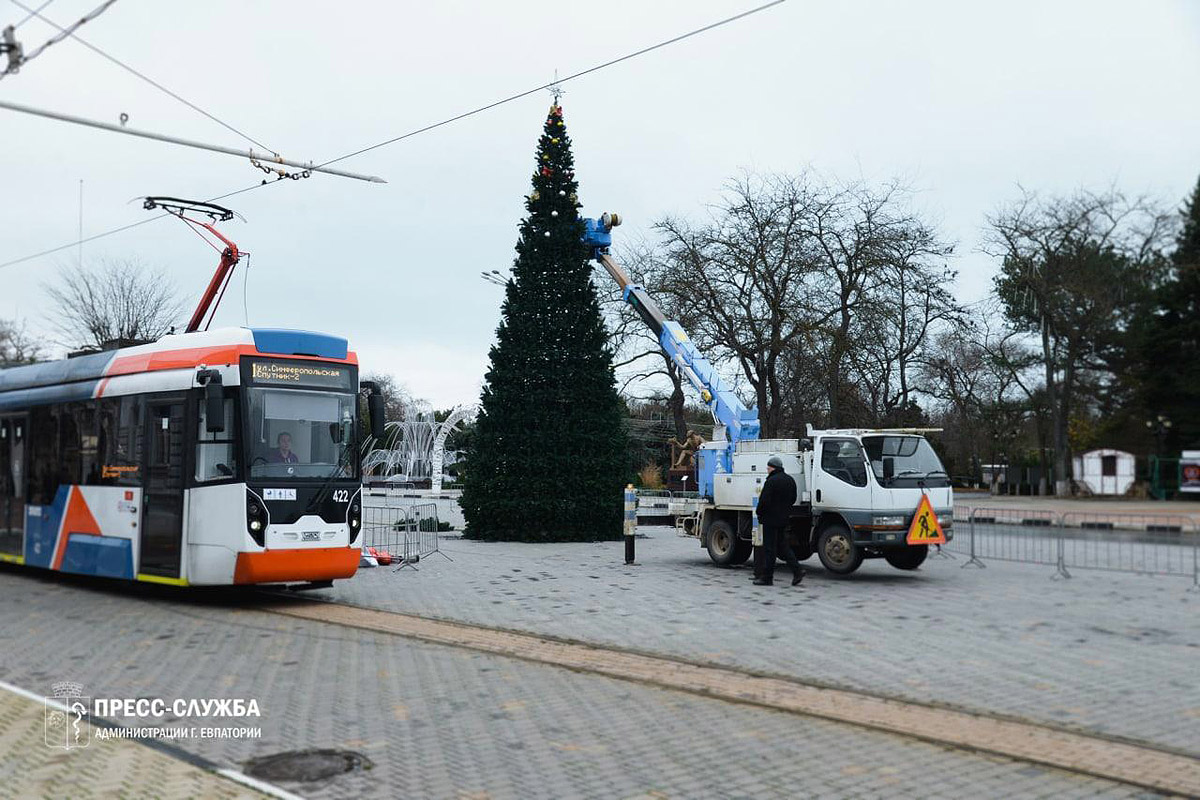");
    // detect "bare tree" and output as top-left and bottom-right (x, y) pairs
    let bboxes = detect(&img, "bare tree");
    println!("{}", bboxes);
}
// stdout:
(650, 173), (831, 438)
(799, 179), (957, 425)
(44, 259), (186, 350)
(0, 318), (42, 366)
(848, 233), (958, 423)
(985, 187), (1174, 494)
(640, 171), (953, 435)
(361, 371), (413, 423)
(919, 316), (1033, 486)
